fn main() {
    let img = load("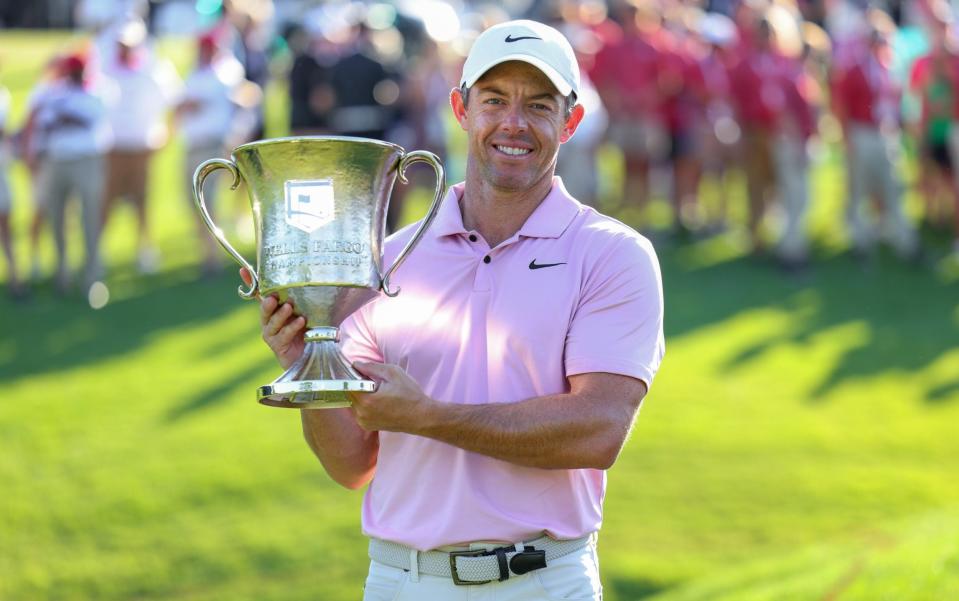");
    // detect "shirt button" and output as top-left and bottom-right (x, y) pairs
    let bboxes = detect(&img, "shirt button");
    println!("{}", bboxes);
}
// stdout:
(483, 255), (491, 264)
(469, 234), (477, 242)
